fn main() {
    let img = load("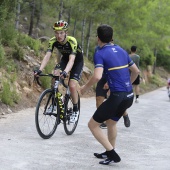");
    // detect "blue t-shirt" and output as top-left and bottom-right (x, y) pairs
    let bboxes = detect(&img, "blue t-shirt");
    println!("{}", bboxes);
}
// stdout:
(94, 44), (134, 92)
